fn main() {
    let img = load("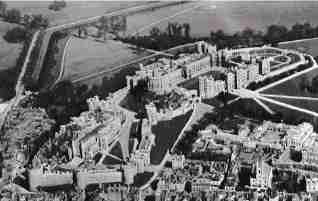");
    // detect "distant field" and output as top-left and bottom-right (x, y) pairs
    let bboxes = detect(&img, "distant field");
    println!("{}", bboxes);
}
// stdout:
(62, 37), (150, 82)
(126, 1), (318, 36)
(279, 38), (318, 57)
(262, 68), (318, 98)
(0, 21), (22, 71)
(7, 1), (146, 26)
